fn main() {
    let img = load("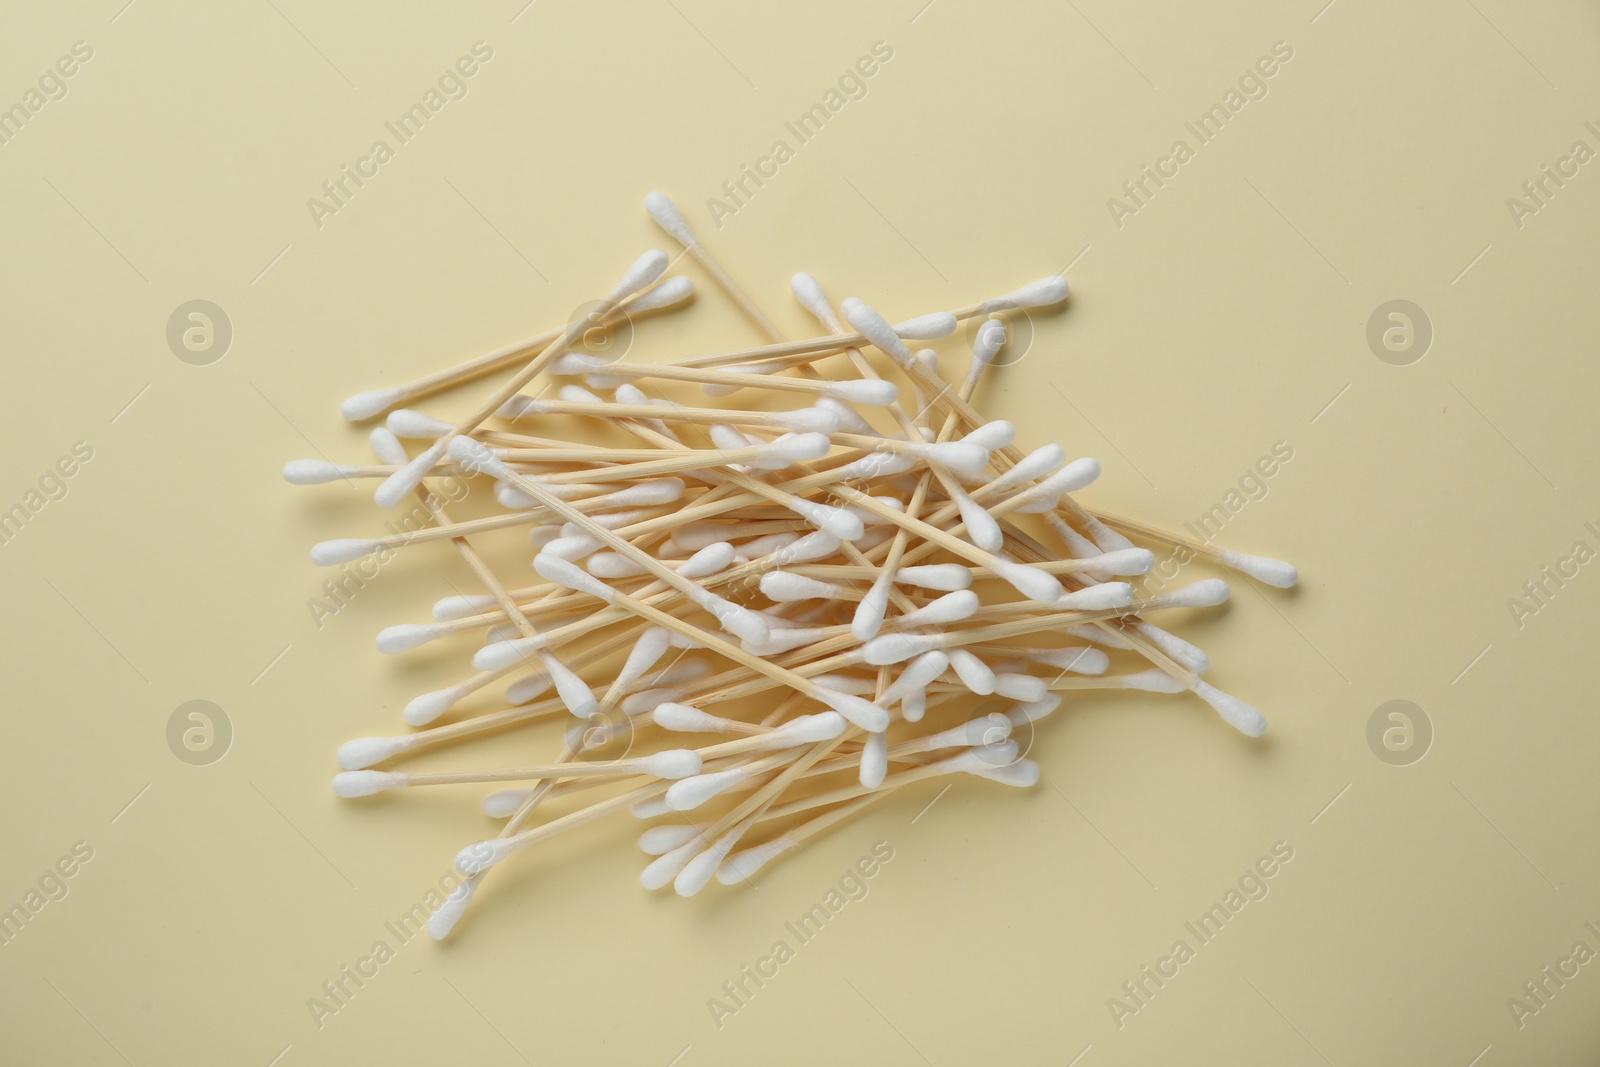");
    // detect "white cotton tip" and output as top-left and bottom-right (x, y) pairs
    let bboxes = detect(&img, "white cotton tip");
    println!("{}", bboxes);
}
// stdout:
(862, 631), (943, 666)
(540, 652), (597, 718)
(613, 627), (671, 688)
(282, 459), (358, 485)
(621, 688), (675, 716)
(528, 526), (562, 550)
(1028, 646), (1110, 675)
(673, 522), (745, 551)
(547, 351), (601, 377)
(729, 533), (795, 561)
(404, 685), (466, 726)
(472, 636), (544, 672)
(630, 274), (695, 312)
(1083, 516), (1137, 553)
(860, 731), (888, 789)
(1146, 578), (1231, 610)
(896, 564), (971, 591)
(970, 759), (1041, 787)
(482, 788), (532, 818)
(368, 427), (408, 467)
(666, 768), (745, 811)
(991, 560), (1065, 605)
(541, 533), (601, 561)
(602, 478), (685, 508)
(717, 834), (798, 884)
(652, 703), (729, 733)
(982, 275), (1069, 313)
(881, 651), (950, 704)
(643, 659), (712, 689)
(948, 649), (997, 695)
(770, 407), (841, 433)
(1122, 669), (1187, 693)
(987, 445), (1066, 495)
(834, 451), (915, 480)
(840, 297), (913, 361)
(771, 530), (841, 565)
(938, 742), (1019, 774)
(814, 397), (878, 436)
(332, 770), (406, 798)
(970, 318), (1007, 366)
(962, 419), (1016, 452)
(483, 622), (521, 644)
(902, 689), (926, 722)
(826, 378), (899, 406)
(955, 494), (1004, 550)
(768, 711), (847, 745)
(790, 272), (835, 324)
(750, 432), (830, 470)
(710, 424), (758, 454)
(641, 841), (702, 889)
(588, 507), (657, 530)
(742, 627), (825, 656)
(1133, 622), (1210, 675)
(994, 673), (1049, 702)
(923, 713), (1013, 752)
(631, 795), (674, 819)
(608, 248), (671, 302)
(337, 735), (420, 770)
(644, 749), (703, 779)
(376, 622), (452, 654)
(534, 554), (617, 601)
(1046, 514), (1108, 568)
(504, 671), (551, 705)
(644, 192), (696, 246)
(586, 552), (647, 579)
(426, 879), (476, 940)
(676, 542), (737, 579)
(1012, 458), (1100, 512)
(898, 590), (980, 628)
(385, 409), (454, 438)
(760, 571), (837, 602)
(676, 838), (737, 897)
(893, 312), (959, 339)
(639, 824), (702, 855)
(495, 395), (540, 419)
(1192, 680), (1267, 736)
(910, 441), (990, 480)
(310, 538), (381, 566)
(455, 838), (517, 877)
(692, 593), (769, 645)
(814, 688), (889, 732)
(1217, 550), (1299, 588)
(340, 386), (406, 422)
(1057, 582), (1133, 612)
(495, 482), (537, 509)
(1080, 548), (1155, 576)
(446, 435), (509, 479)
(1008, 694), (1062, 725)
(851, 580), (892, 641)
(788, 498), (864, 541)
